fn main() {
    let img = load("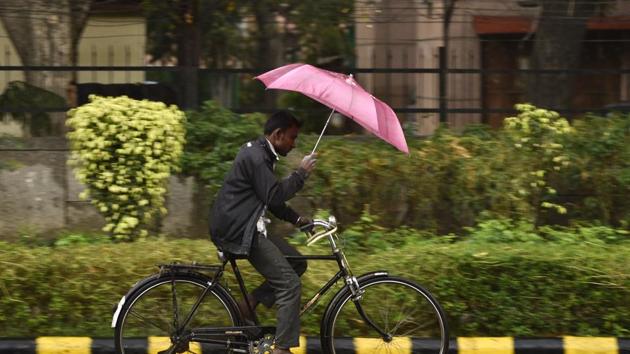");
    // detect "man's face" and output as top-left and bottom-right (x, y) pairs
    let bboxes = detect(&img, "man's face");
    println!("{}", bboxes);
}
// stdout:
(271, 125), (299, 157)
